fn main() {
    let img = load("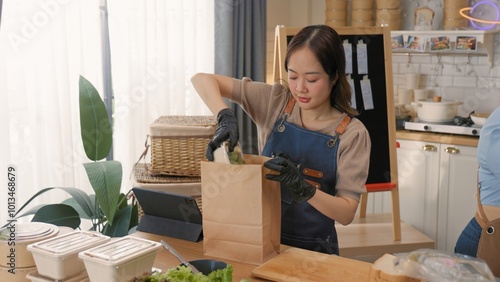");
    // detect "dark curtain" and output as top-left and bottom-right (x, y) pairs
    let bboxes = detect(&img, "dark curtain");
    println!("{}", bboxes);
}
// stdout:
(100, 0), (114, 160)
(214, 0), (267, 155)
